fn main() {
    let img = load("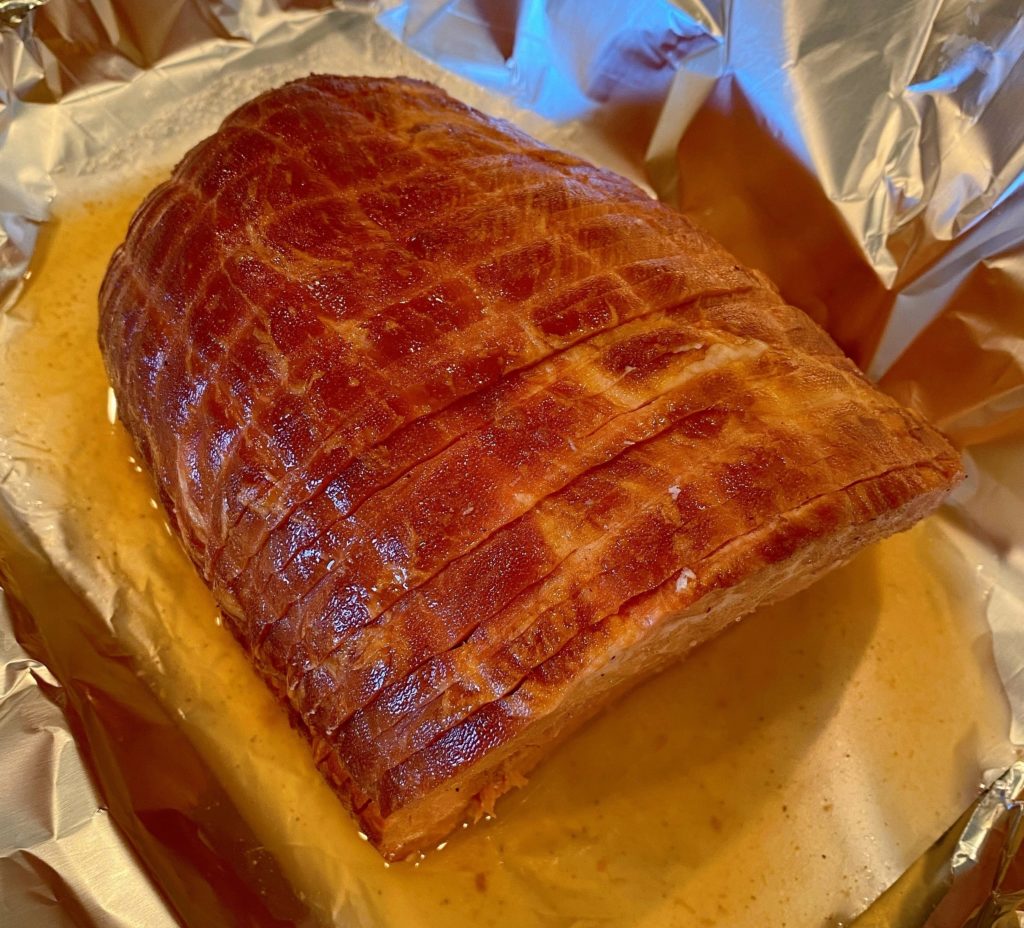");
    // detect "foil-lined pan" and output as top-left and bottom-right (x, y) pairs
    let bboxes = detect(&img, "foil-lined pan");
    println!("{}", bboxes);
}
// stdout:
(1, 1), (1023, 925)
